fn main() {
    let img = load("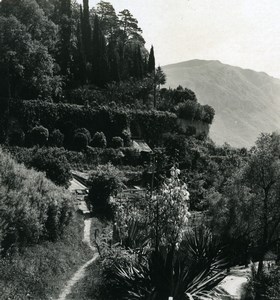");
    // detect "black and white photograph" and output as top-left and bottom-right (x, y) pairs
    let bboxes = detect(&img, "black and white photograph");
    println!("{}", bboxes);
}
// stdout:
(0, 0), (280, 299)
